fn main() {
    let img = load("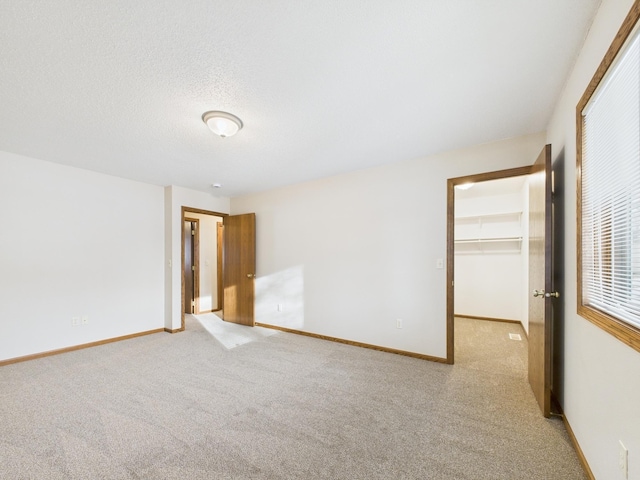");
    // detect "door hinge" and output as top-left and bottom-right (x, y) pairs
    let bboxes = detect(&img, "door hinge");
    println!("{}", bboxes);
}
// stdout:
(191, 230), (195, 236)
(192, 265), (196, 271)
